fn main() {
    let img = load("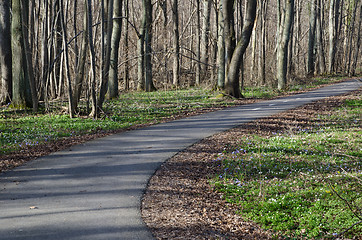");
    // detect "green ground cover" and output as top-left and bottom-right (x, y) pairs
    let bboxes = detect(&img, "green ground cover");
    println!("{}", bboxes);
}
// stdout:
(0, 76), (346, 156)
(212, 98), (362, 238)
